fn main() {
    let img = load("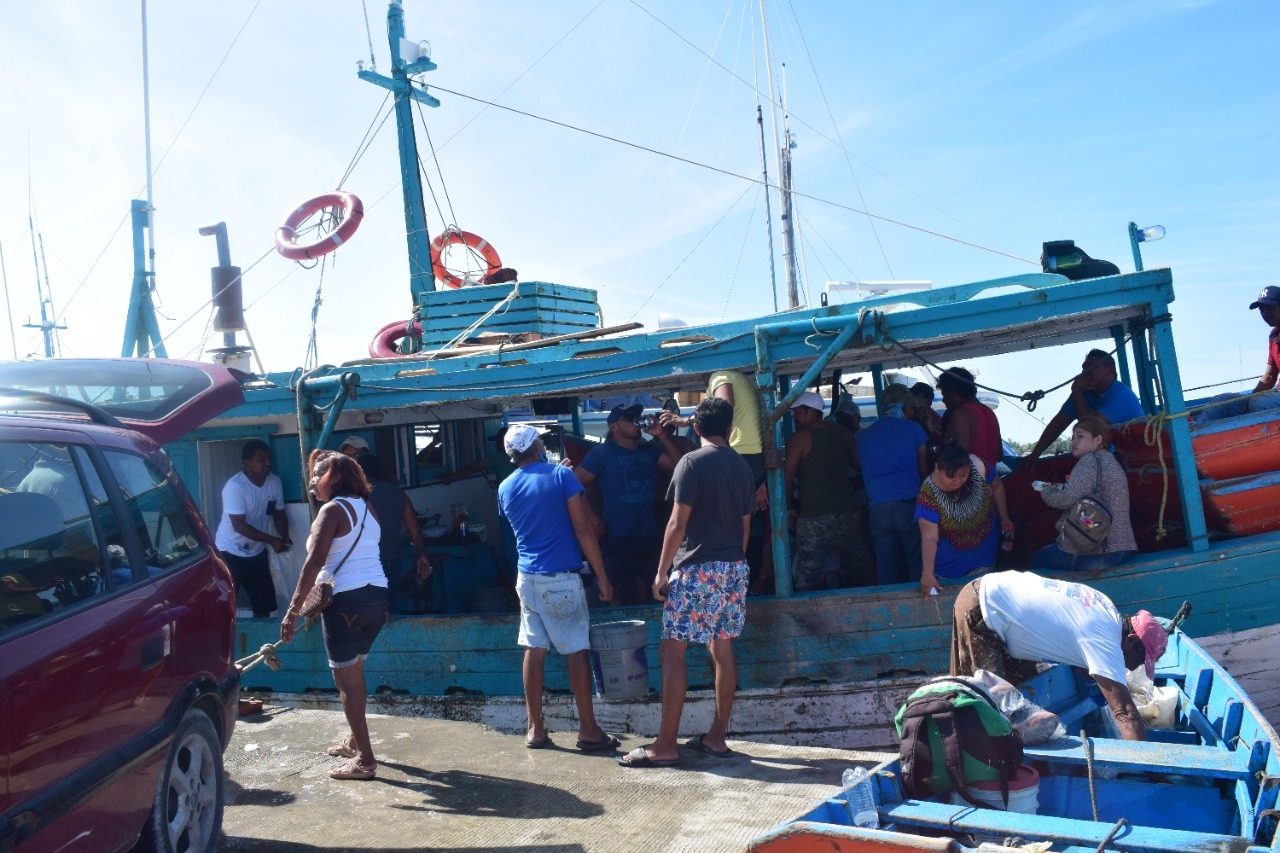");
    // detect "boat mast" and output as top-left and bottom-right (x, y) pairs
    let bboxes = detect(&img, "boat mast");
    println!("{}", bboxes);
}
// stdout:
(23, 202), (63, 358)
(757, 2), (800, 309)
(358, 1), (440, 315)
(778, 64), (801, 309)
(122, 0), (167, 358)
